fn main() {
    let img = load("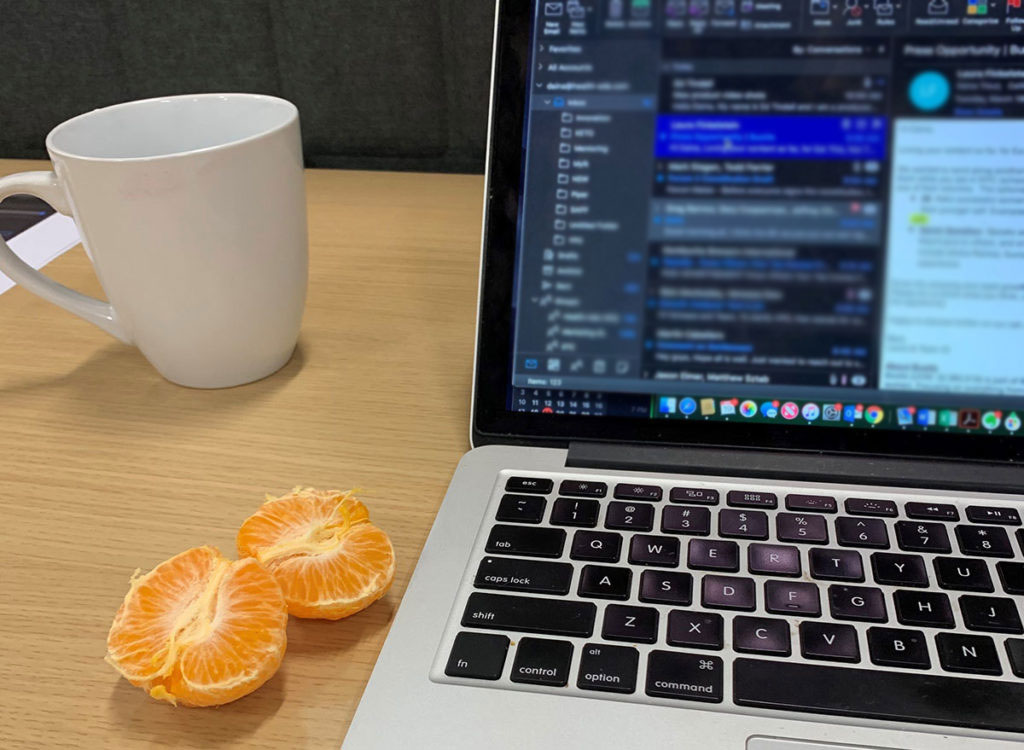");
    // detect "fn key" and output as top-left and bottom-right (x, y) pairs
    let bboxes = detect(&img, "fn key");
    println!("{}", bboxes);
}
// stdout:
(445, 632), (509, 680)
